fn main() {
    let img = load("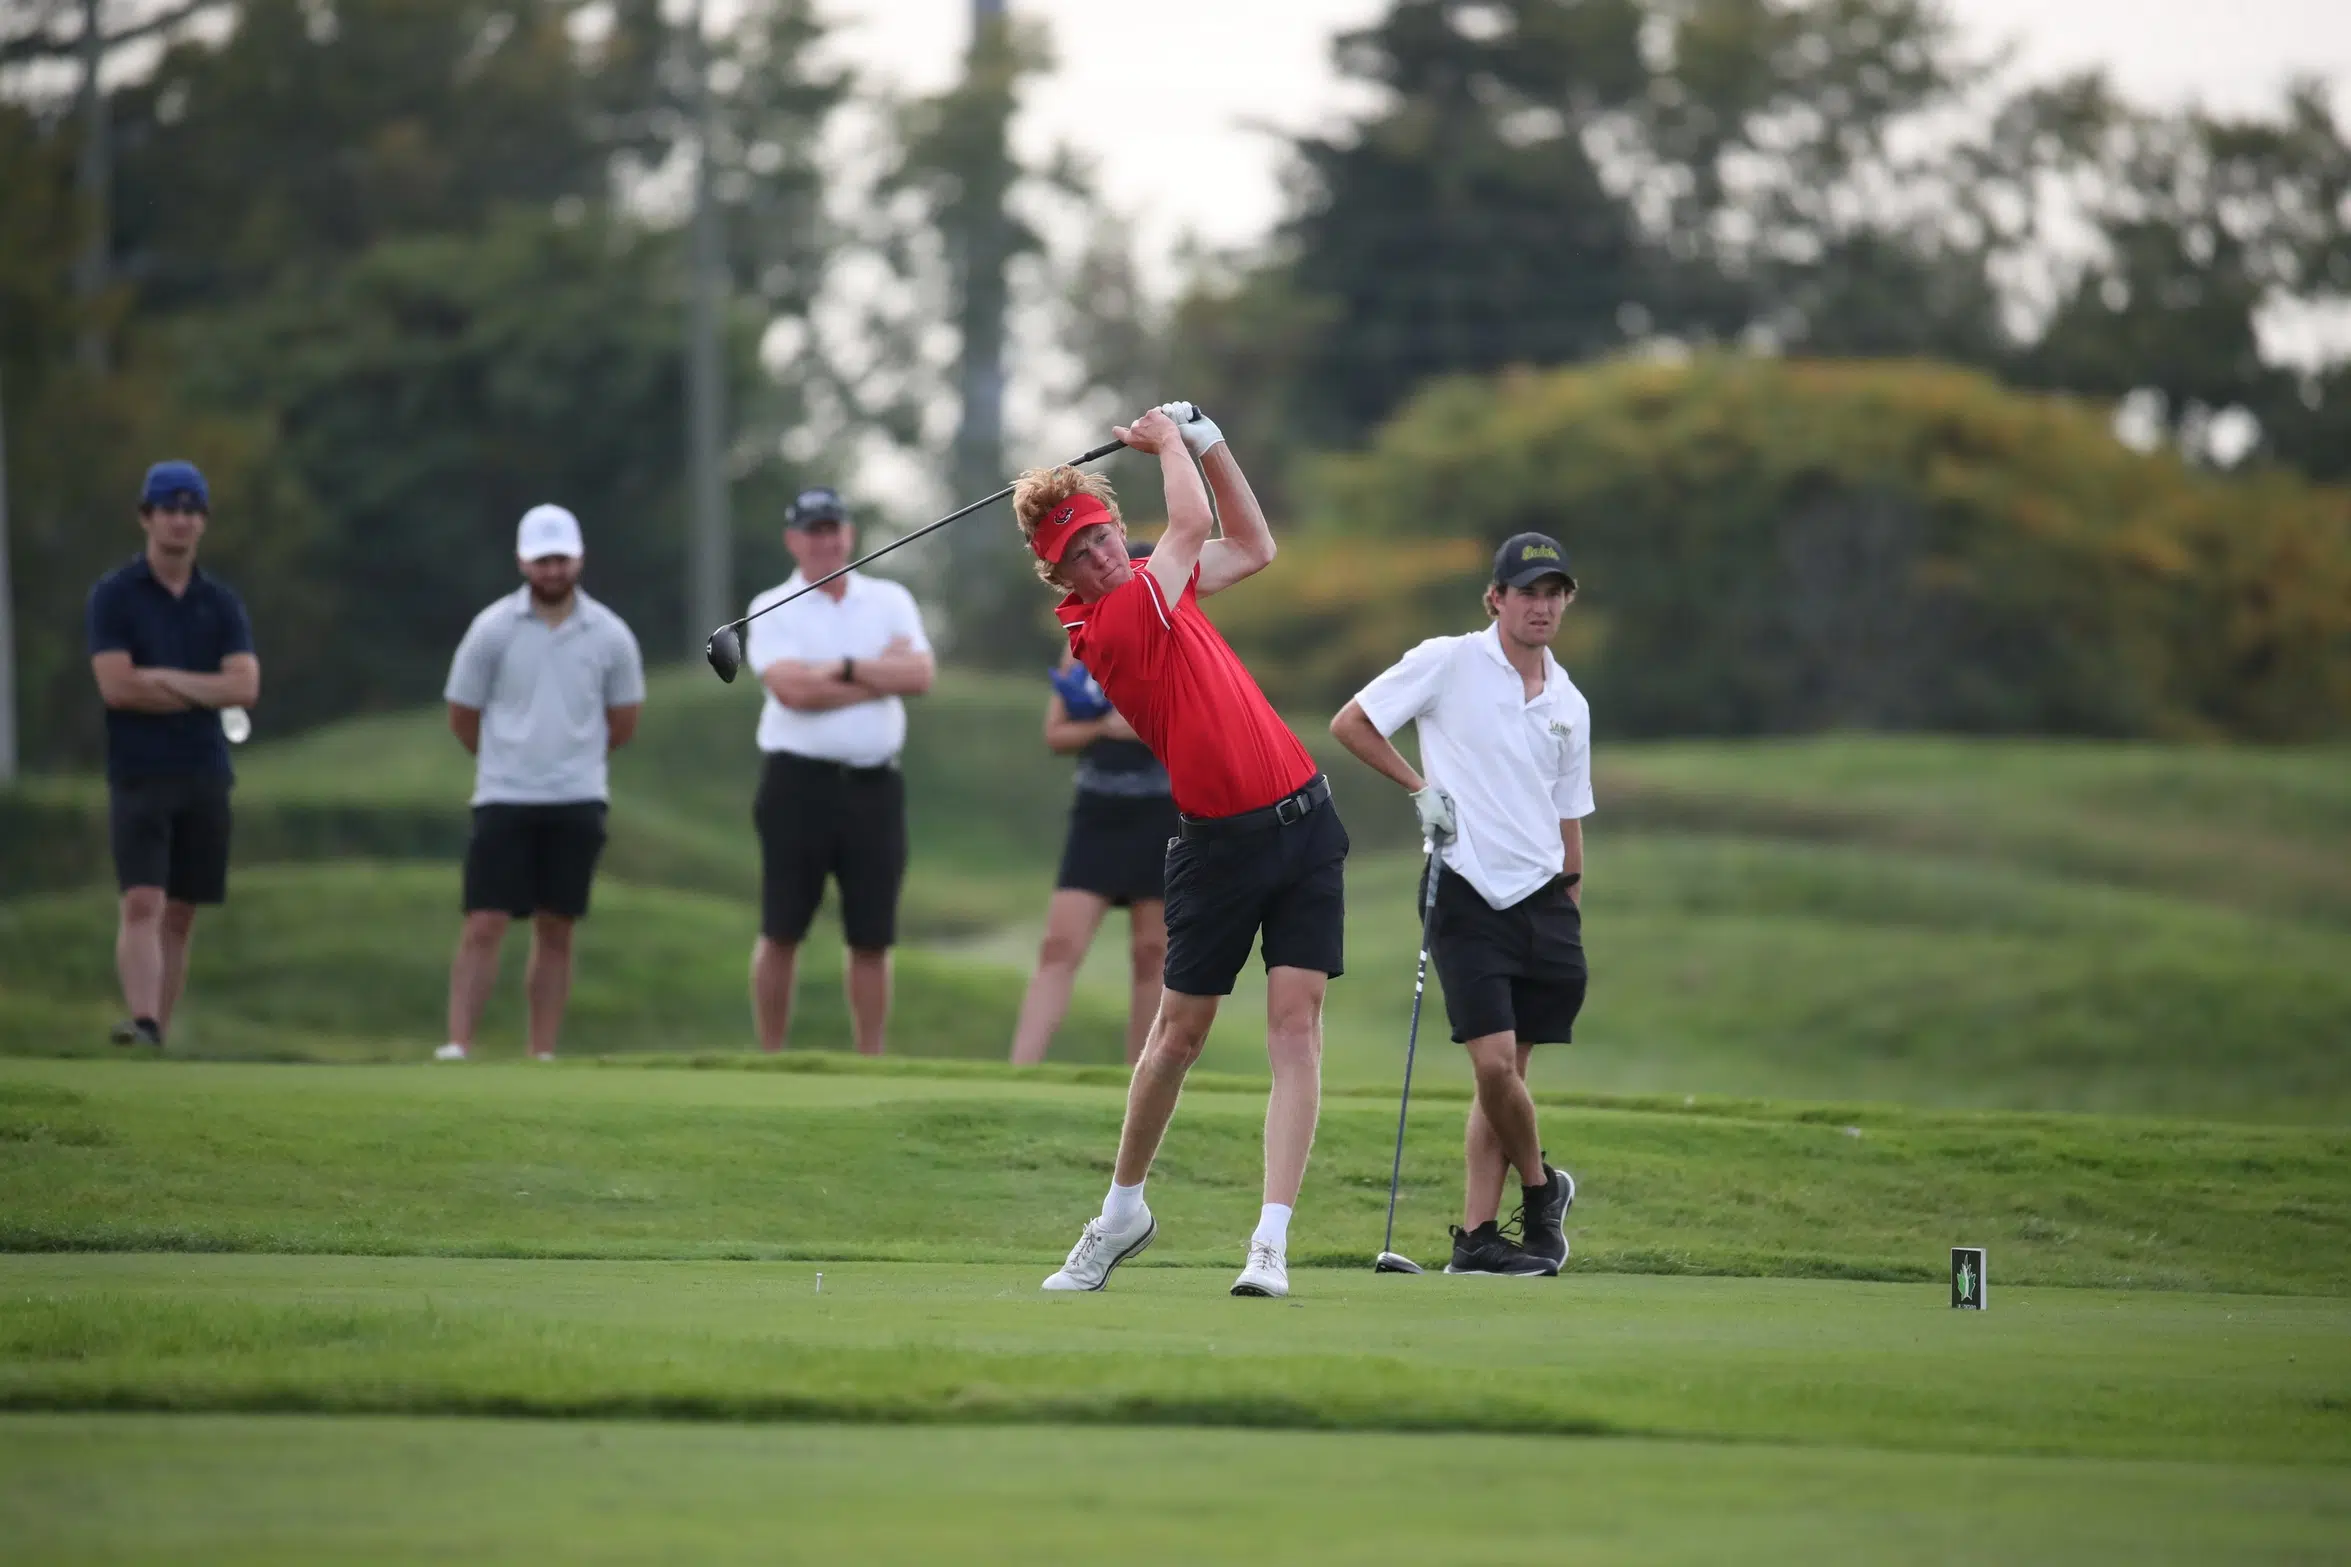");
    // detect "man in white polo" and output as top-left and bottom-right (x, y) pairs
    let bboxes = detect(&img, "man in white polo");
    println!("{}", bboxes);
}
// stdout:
(436, 504), (646, 1062)
(1331, 533), (1592, 1277)
(748, 486), (935, 1055)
